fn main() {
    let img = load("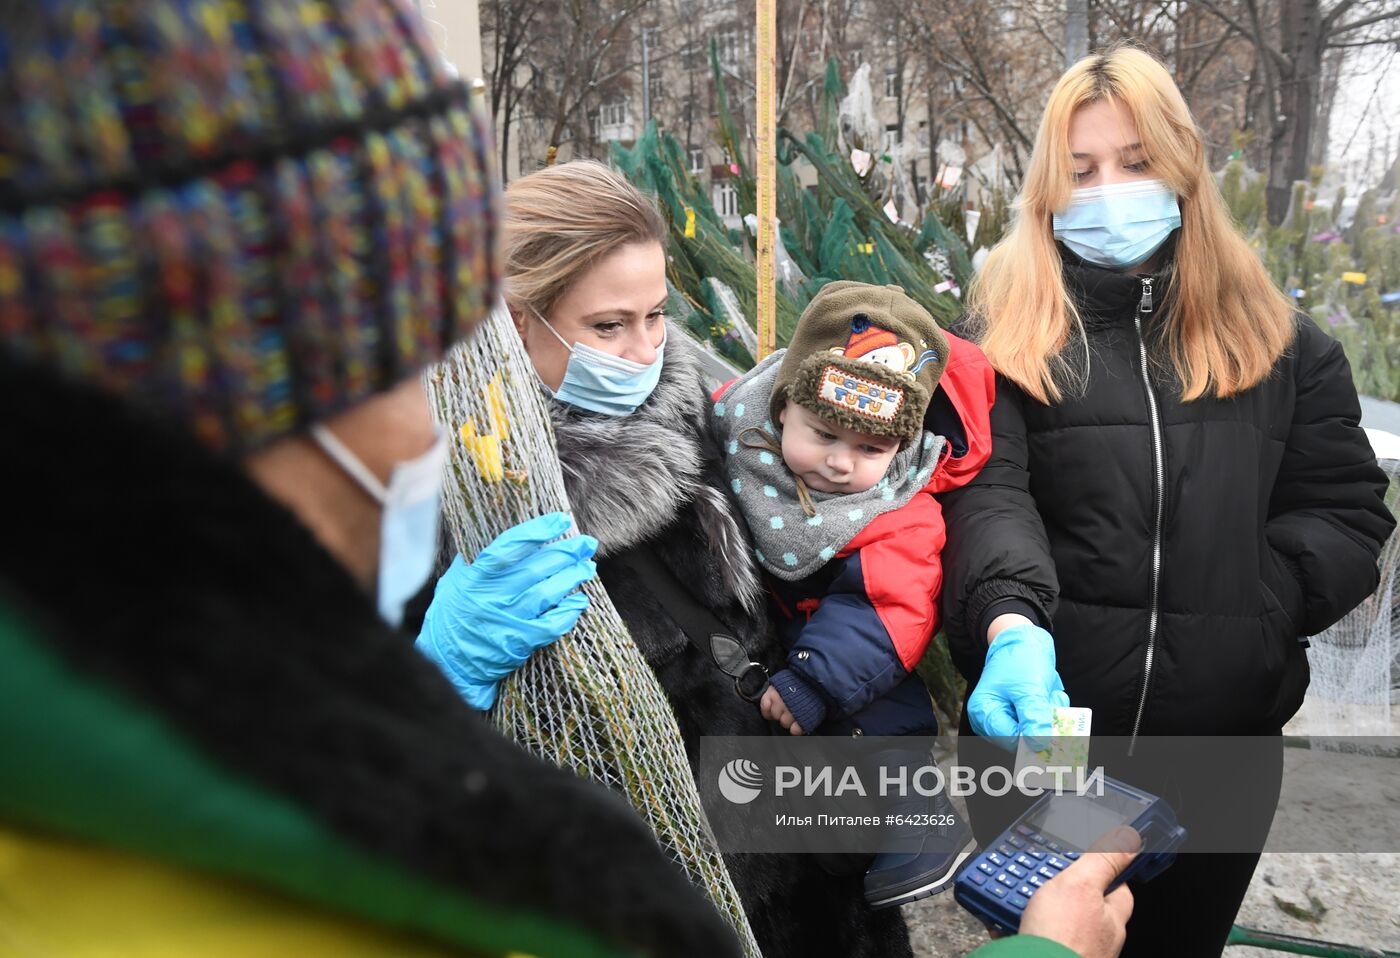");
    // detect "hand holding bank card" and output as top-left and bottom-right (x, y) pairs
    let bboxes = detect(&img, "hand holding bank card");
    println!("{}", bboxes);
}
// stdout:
(1014, 706), (1092, 791)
